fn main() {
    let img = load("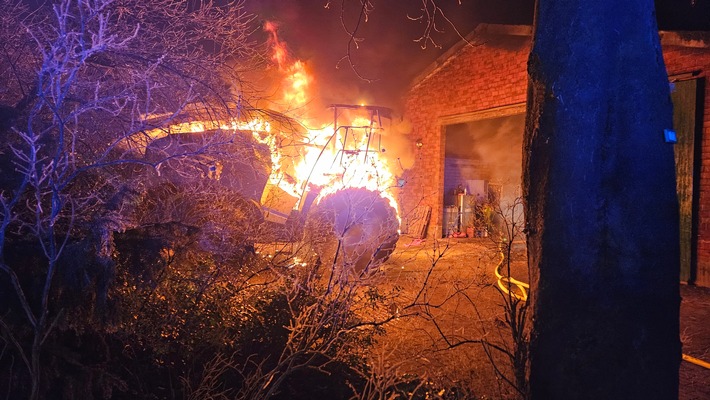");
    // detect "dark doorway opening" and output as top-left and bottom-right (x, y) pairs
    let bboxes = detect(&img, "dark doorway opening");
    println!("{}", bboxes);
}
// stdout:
(671, 77), (703, 283)
(442, 113), (525, 237)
